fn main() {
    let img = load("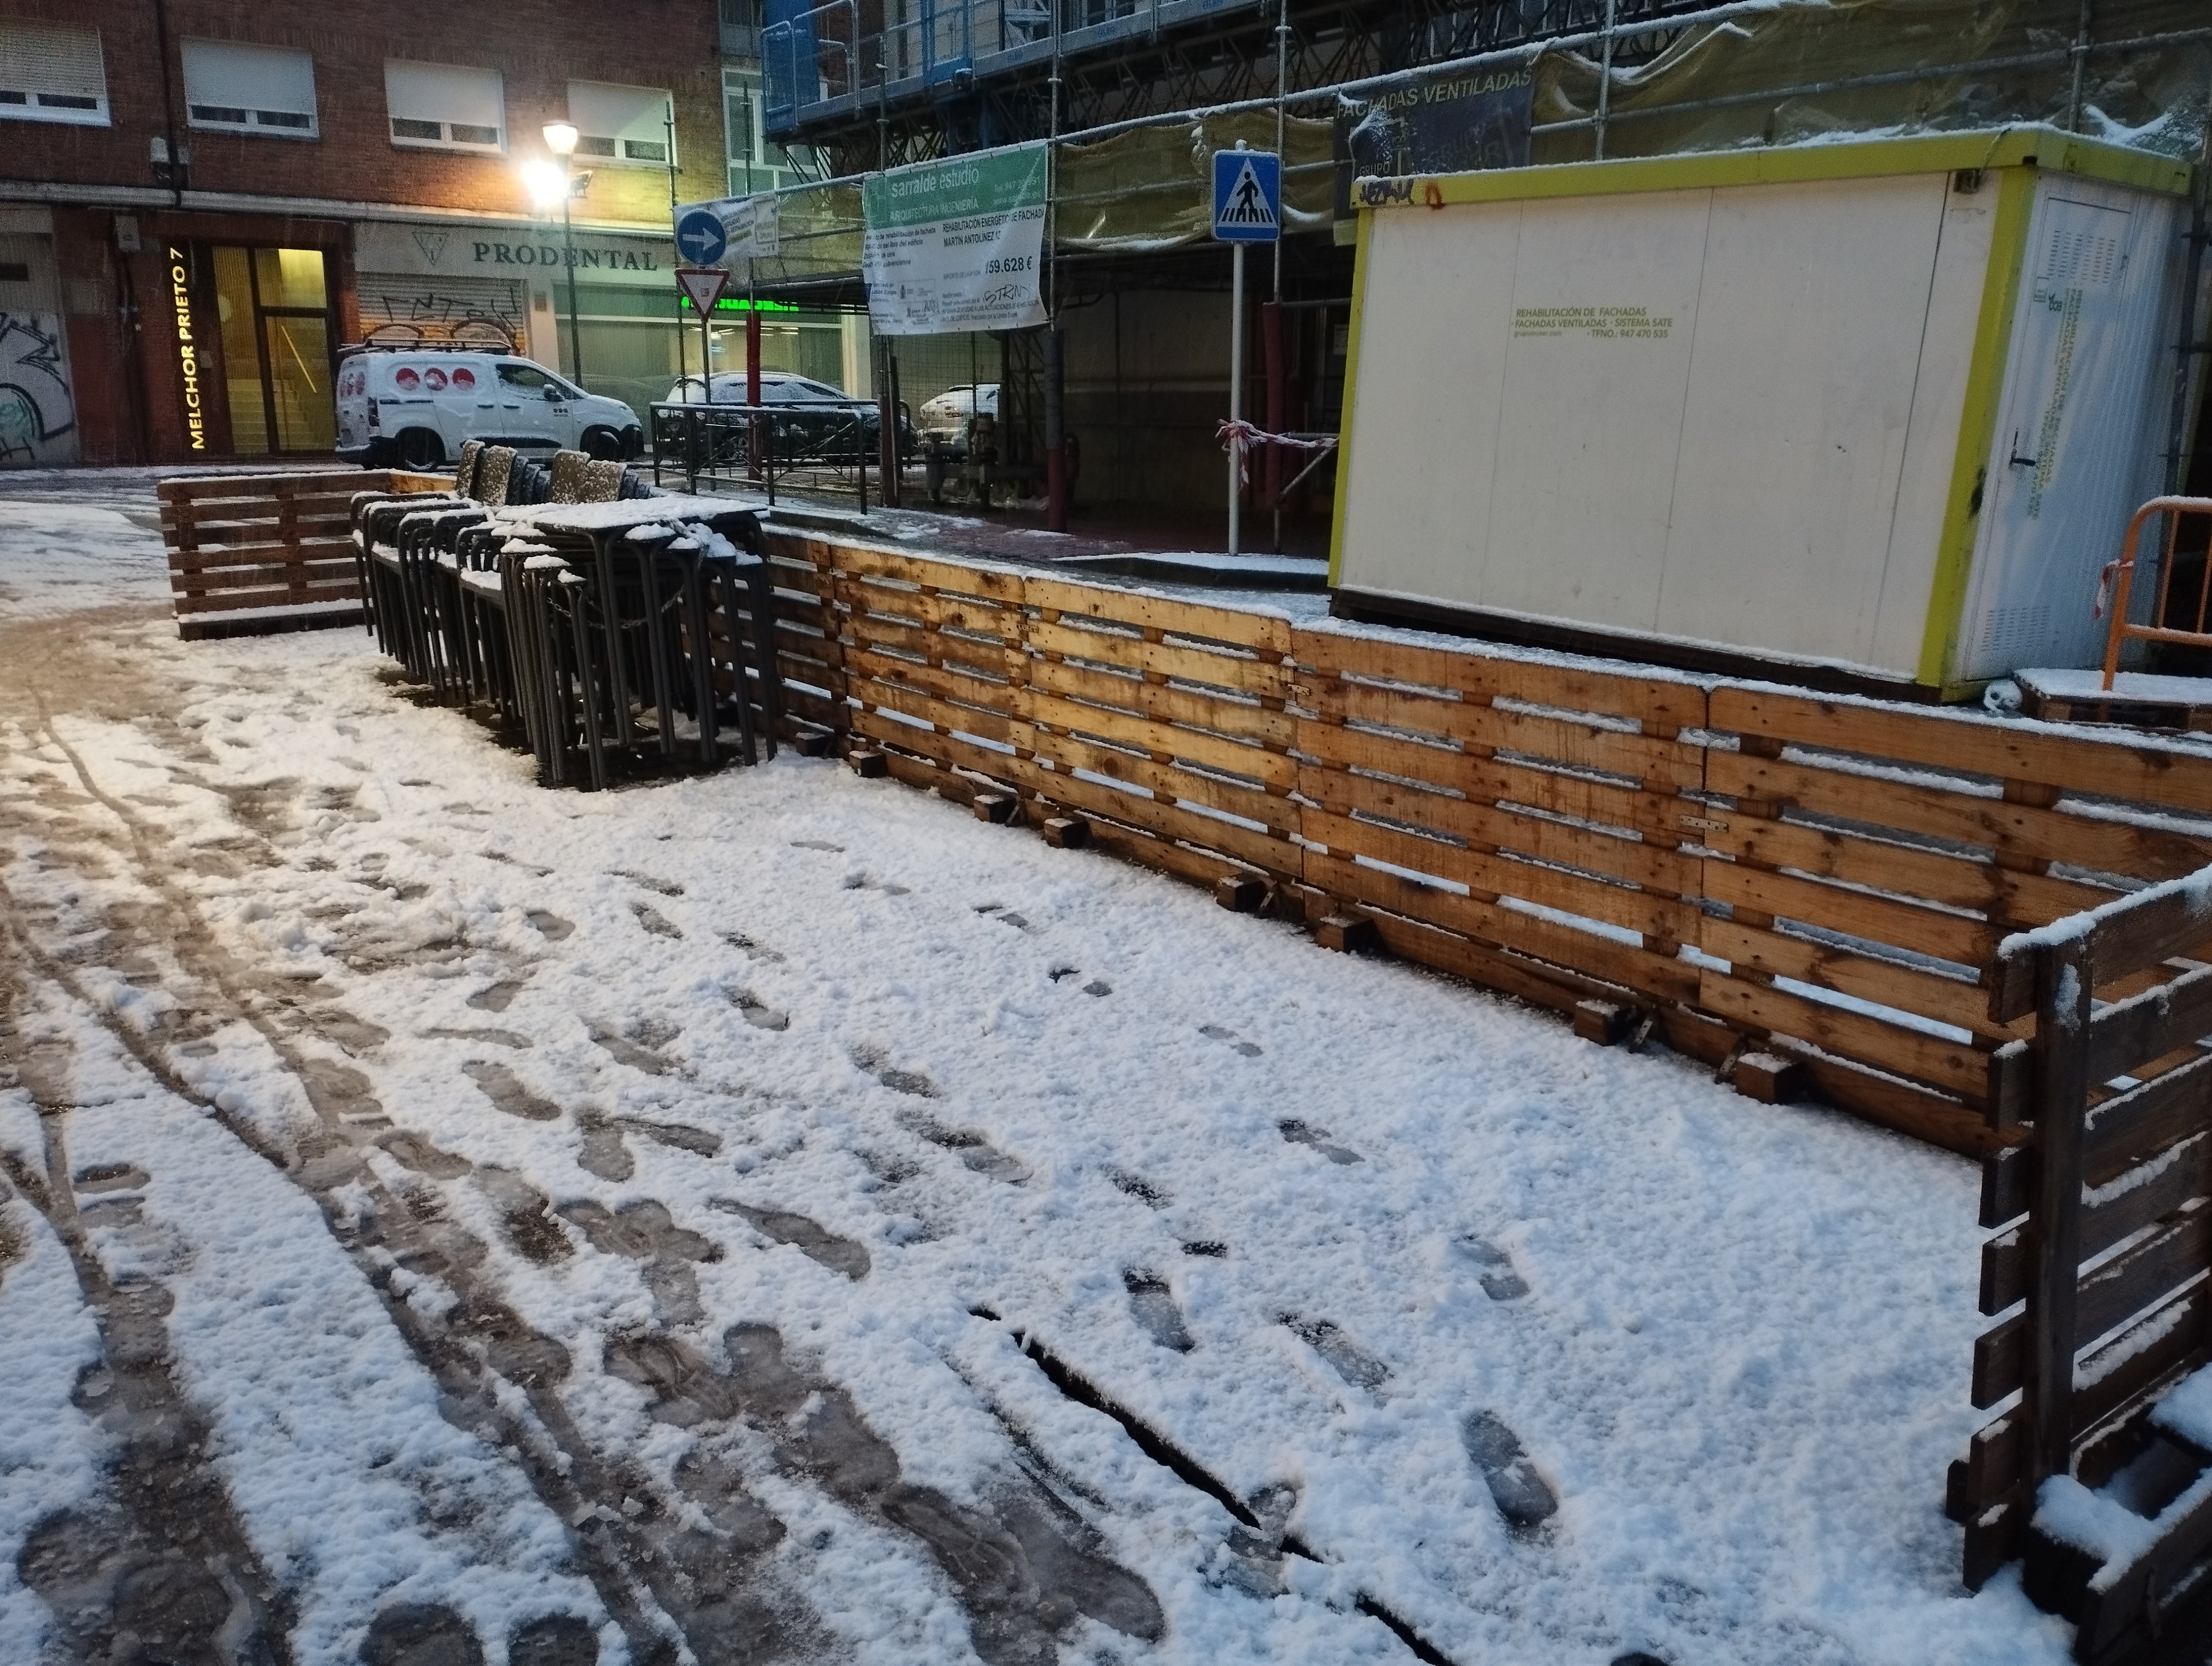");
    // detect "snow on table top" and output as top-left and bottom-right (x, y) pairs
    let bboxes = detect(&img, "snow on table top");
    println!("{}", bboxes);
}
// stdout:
(2017, 667), (2212, 706)
(0, 489), (2075, 1665)
(501, 493), (765, 531)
